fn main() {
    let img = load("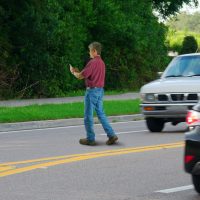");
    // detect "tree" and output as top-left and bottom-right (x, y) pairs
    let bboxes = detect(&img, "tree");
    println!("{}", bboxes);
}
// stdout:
(181, 36), (198, 54)
(0, 0), (95, 97)
(0, 0), (198, 99)
(88, 0), (169, 89)
(152, 0), (198, 18)
(0, 3), (19, 99)
(167, 12), (200, 33)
